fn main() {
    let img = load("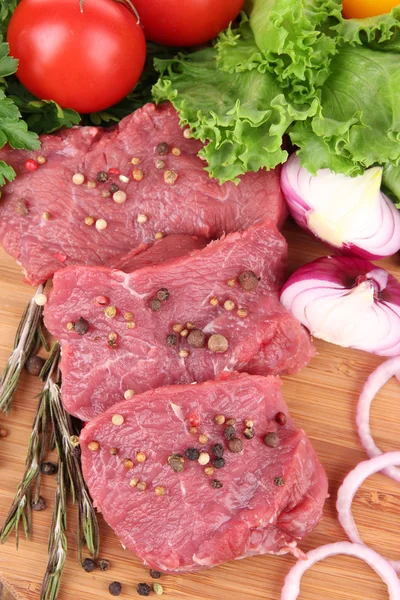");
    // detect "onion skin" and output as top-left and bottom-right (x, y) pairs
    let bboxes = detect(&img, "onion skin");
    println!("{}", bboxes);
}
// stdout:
(280, 541), (400, 599)
(281, 155), (400, 260)
(280, 256), (400, 356)
(336, 452), (400, 573)
(357, 357), (400, 482)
